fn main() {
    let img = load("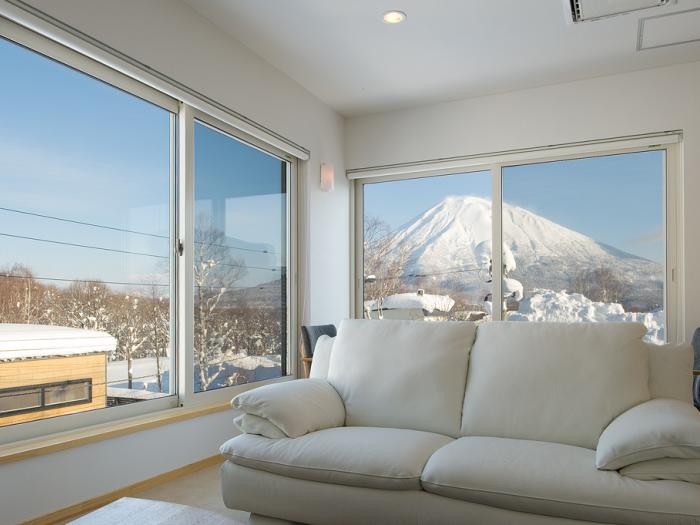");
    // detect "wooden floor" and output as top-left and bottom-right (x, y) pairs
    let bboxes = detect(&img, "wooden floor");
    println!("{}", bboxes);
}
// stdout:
(54, 464), (250, 525)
